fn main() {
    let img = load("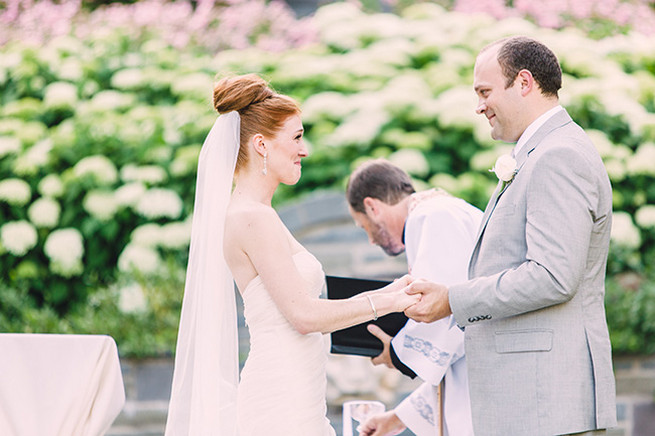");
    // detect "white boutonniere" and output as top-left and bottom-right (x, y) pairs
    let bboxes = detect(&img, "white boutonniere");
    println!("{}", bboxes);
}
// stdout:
(490, 154), (518, 189)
